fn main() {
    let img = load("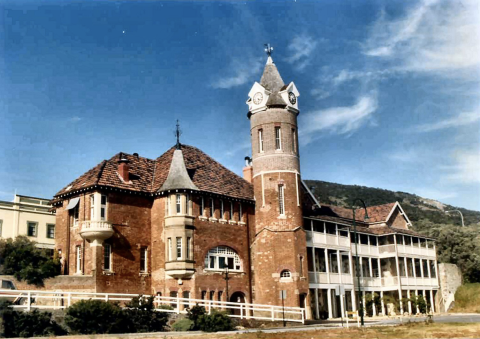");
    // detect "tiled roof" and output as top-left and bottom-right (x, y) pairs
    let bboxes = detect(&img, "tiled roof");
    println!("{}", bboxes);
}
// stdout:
(54, 145), (254, 201)
(360, 202), (397, 223)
